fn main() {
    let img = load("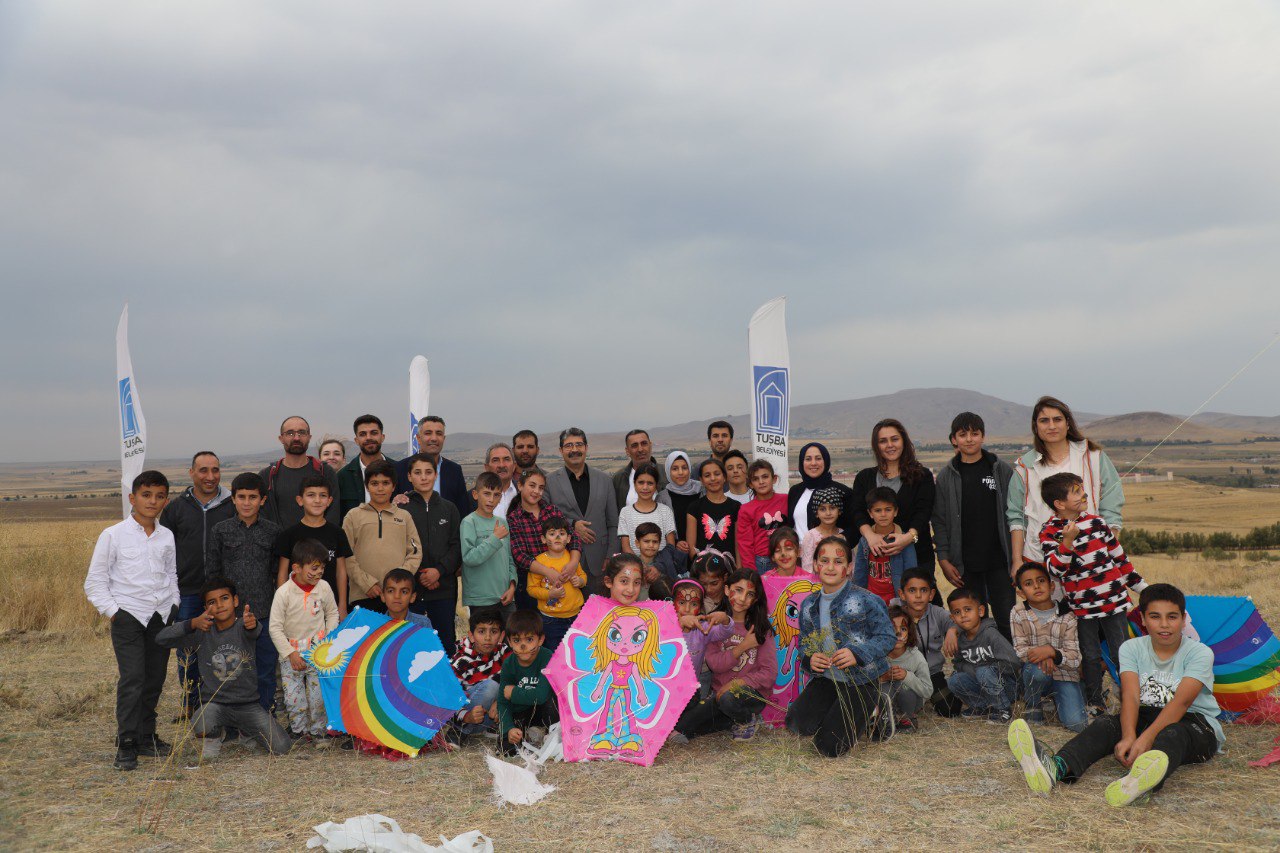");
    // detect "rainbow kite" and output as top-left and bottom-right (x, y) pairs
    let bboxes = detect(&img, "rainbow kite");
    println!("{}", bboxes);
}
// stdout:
(305, 607), (466, 756)
(1185, 596), (1280, 714)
